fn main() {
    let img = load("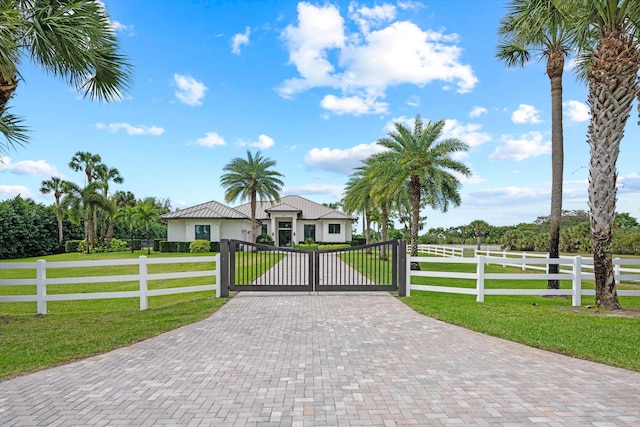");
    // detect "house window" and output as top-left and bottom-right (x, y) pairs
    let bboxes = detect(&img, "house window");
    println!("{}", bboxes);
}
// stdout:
(328, 224), (340, 234)
(304, 224), (316, 241)
(261, 224), (268, 235)
(278, 221), (292, 229)
(195, 225), (210, 241)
